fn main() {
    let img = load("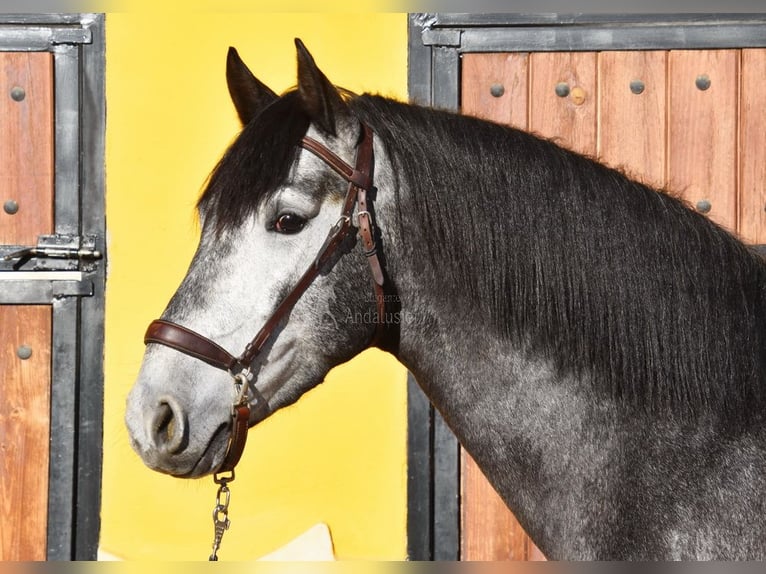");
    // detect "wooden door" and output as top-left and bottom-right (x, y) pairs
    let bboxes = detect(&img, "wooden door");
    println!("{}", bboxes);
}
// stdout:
(460, 48), (766, 560)
(0, 51), (54, 561)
